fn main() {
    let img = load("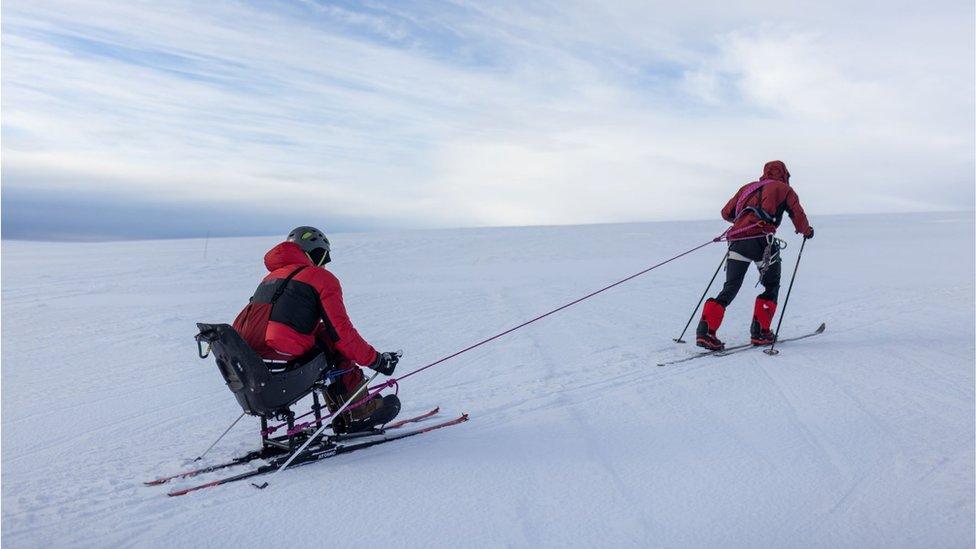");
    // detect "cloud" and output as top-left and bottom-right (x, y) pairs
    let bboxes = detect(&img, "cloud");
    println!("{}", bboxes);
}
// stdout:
(2, 0), (973, 239)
